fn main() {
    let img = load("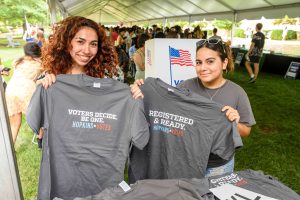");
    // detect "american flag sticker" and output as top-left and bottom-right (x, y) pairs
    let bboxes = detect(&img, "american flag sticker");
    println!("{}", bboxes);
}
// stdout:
(169, 46), (195, 86)
(169, 47), (193, 67)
